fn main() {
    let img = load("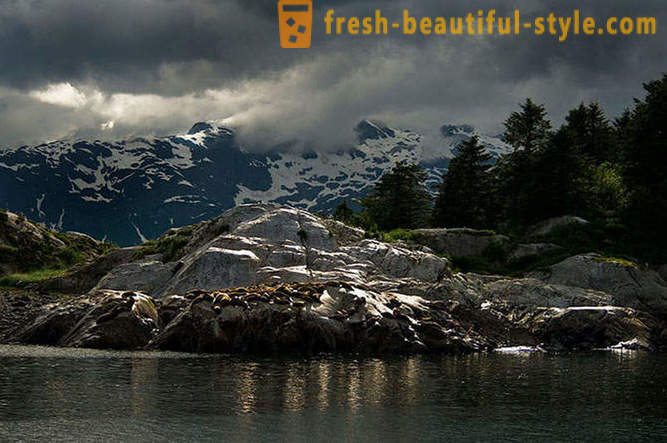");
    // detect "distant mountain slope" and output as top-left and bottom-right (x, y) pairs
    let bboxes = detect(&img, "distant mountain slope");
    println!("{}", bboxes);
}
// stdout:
(0, 120), (510, 245)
